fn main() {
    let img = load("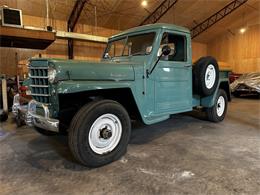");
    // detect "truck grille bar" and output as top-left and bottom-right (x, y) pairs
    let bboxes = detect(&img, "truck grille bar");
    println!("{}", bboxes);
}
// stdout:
(29, 66), (50, 104)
